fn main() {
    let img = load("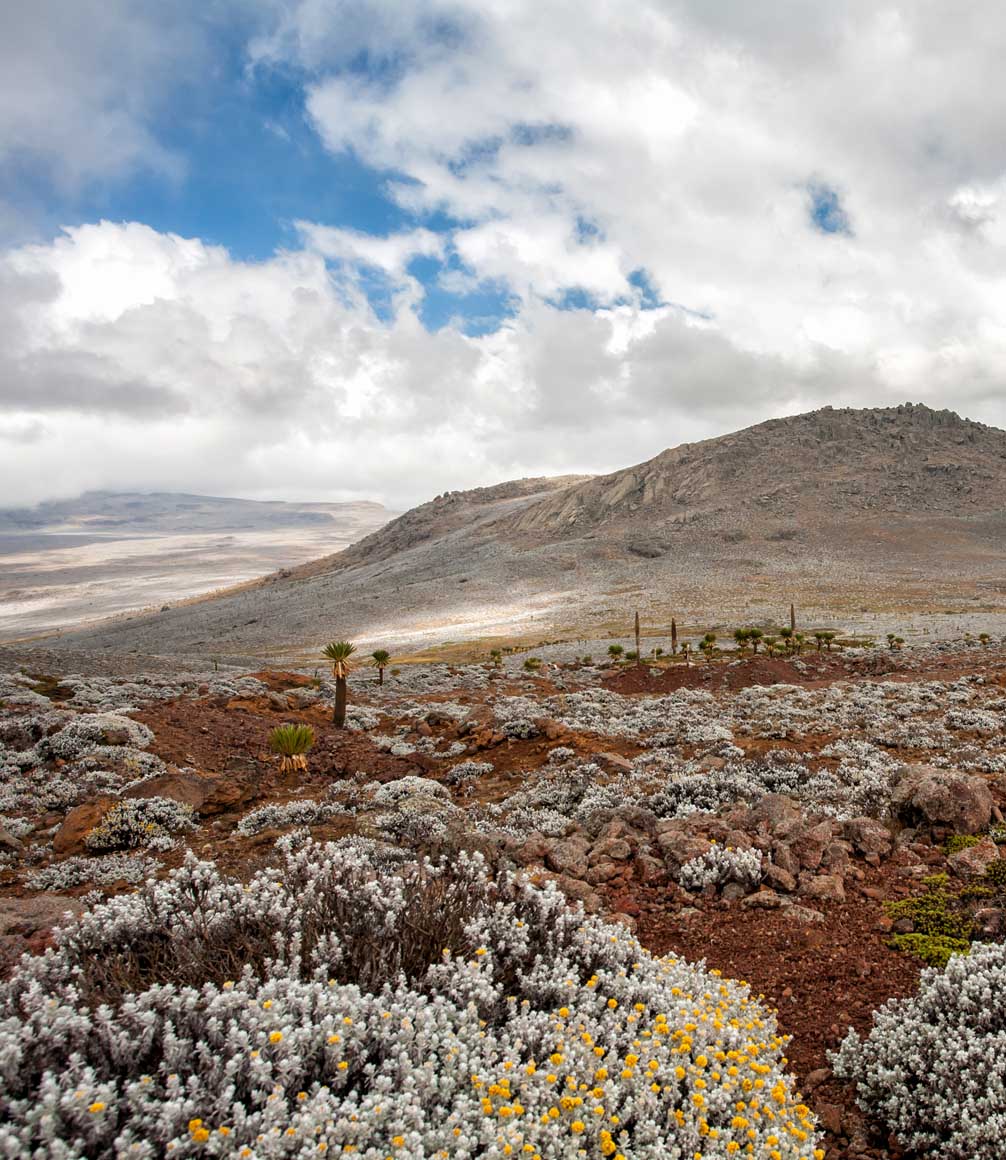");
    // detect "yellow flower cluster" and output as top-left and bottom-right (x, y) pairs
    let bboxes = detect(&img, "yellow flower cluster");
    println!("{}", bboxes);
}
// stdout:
(454, 957), (822, 1160)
